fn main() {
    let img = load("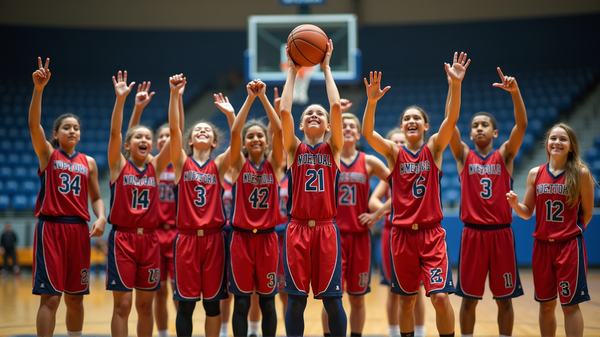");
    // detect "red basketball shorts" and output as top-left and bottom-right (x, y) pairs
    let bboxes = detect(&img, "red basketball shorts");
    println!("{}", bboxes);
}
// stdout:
(32, 220), (91, 295)
(340, 231), (371, 295)
(106, 227), (161, 292)
(532, 235), (590, 306)
(228, 231), (279, 296)
(156, 226), (177, 283)
(283, 218), (343, 298)
(380, 226), (392, 286)
(277, 232), (286, 292)
(456, 224), (523, 299)
(173, 229), (228, 302)
(390, 223), (455, 296)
